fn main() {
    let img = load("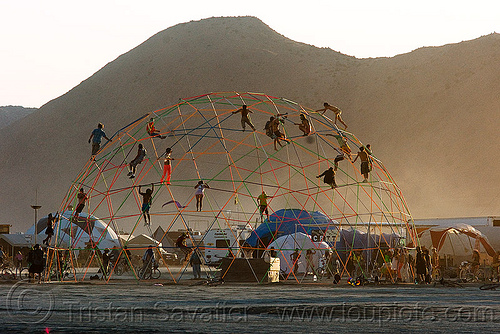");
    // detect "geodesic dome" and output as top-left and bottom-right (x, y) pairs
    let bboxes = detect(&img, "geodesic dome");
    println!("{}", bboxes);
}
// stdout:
(47, 91), (417, 283)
